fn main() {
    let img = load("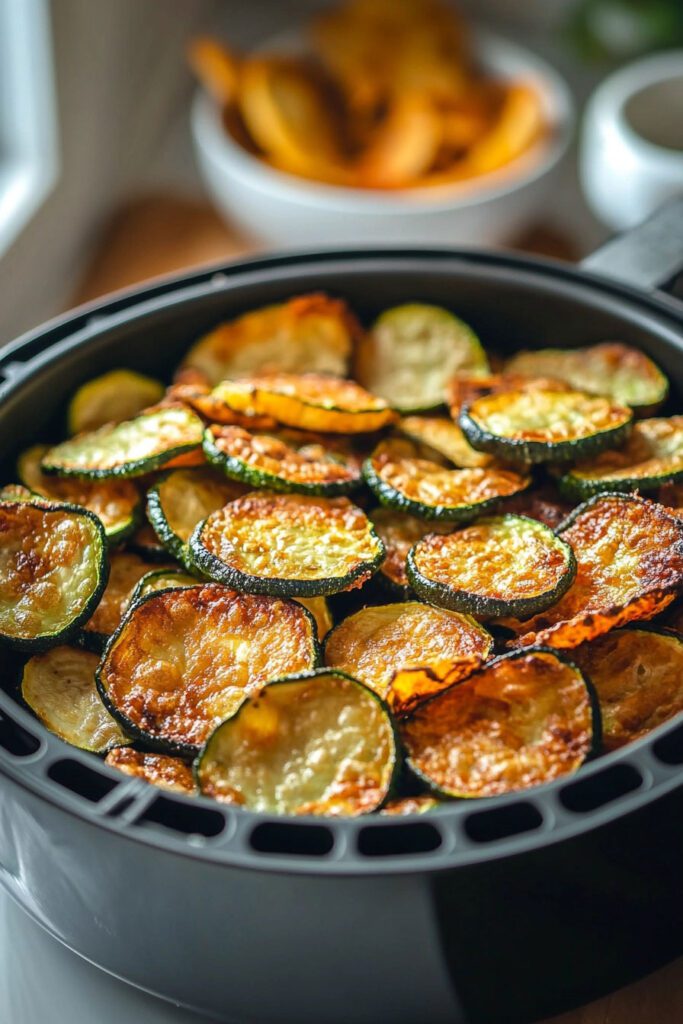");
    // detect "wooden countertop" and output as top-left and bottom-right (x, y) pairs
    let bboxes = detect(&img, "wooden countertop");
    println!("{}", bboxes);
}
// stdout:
(70, 193), (683, 1024)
